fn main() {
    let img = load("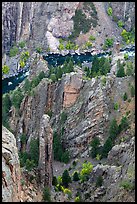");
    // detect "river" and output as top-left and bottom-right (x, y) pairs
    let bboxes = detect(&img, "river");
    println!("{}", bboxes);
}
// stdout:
(2, 46), (135, 95)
